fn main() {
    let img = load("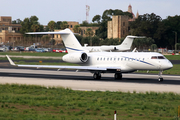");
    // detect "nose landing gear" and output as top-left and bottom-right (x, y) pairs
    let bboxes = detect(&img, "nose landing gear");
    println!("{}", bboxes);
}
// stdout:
(158, 70), (163, 82)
